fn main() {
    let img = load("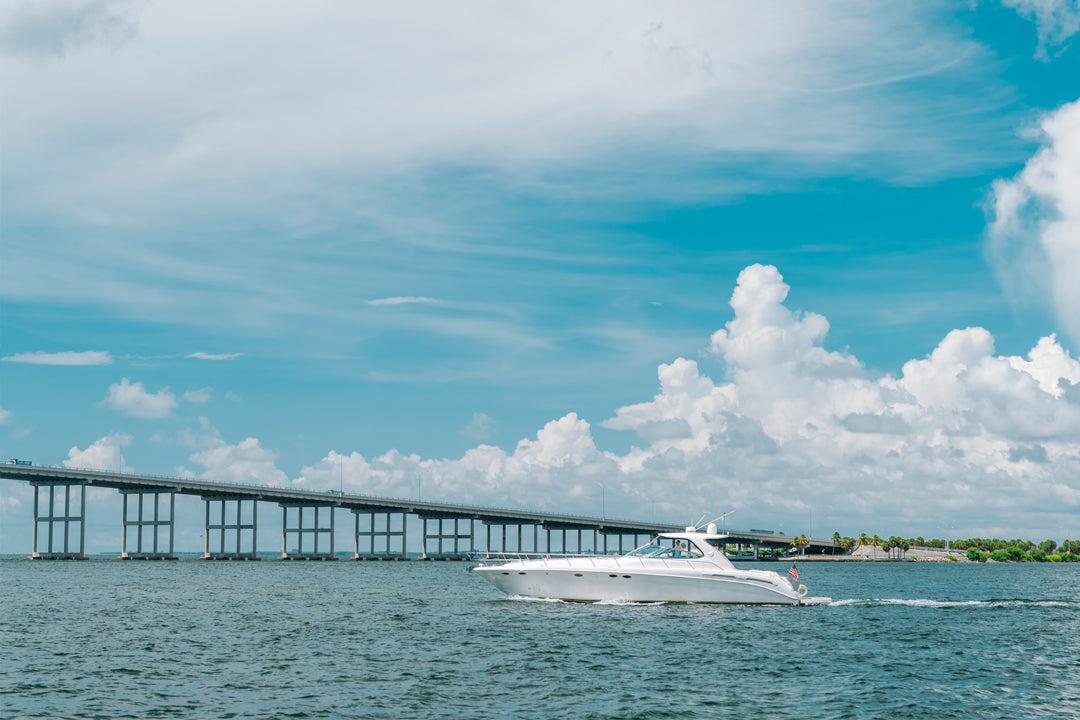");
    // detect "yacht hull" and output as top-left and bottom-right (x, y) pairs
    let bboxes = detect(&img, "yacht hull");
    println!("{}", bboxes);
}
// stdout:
(474, 559), (801, 605)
